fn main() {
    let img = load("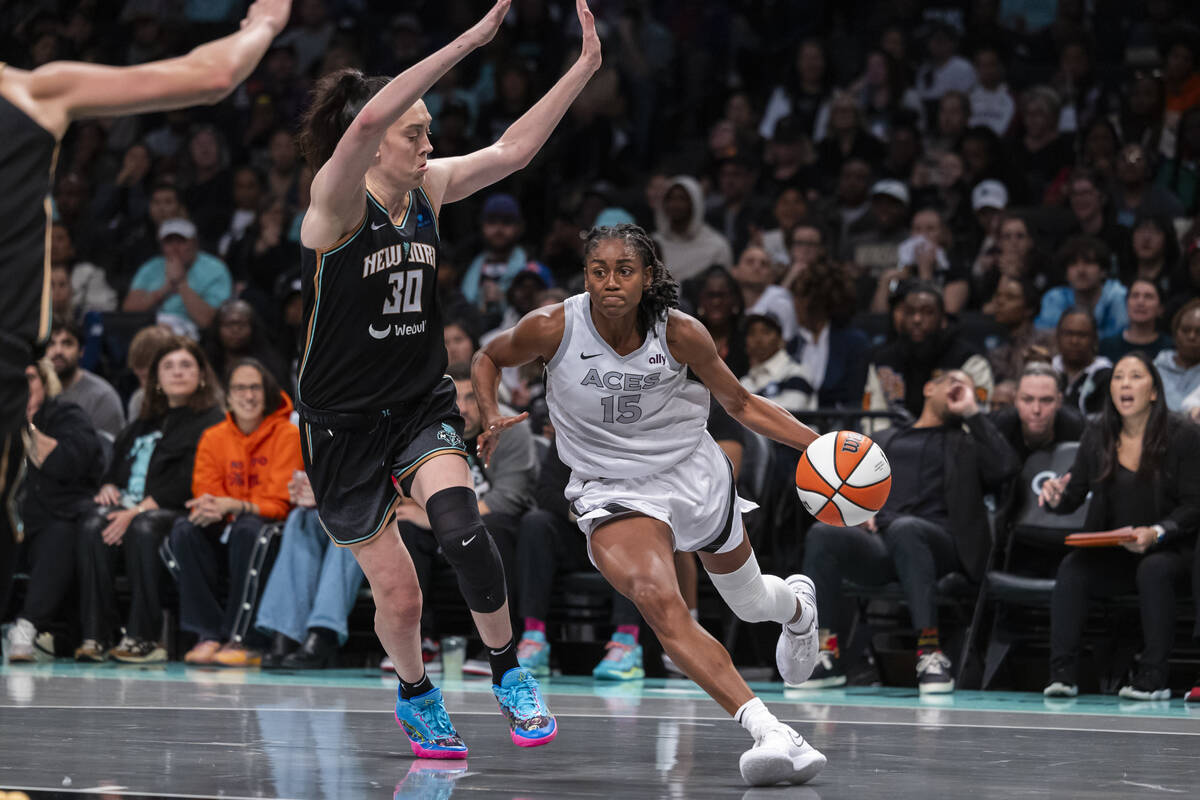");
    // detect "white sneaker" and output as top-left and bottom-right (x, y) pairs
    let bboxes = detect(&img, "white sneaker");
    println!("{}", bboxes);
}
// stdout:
(1118, 684), (1170, 701)
(5, 618), (37, 662)
(1043, 681), (1078, 698)
(916, 650), (955, 694)
(775, 575), (819, 686)
(739, 723), (826, 787)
